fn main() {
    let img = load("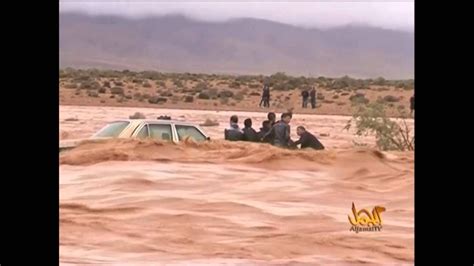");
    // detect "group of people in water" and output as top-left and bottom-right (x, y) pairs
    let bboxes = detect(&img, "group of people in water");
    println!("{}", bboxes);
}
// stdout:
(224, 111), (325, 150)
(259, 84), (318, 109)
